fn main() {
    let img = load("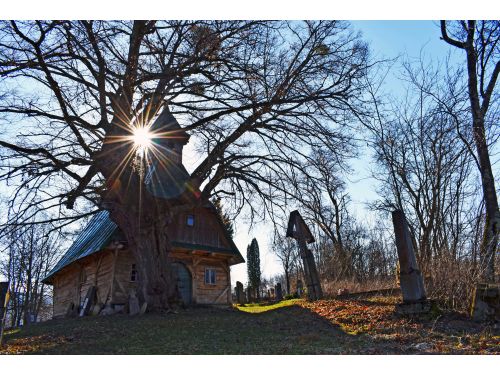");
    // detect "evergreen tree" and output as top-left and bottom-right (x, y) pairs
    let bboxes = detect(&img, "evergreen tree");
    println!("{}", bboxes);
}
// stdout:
(246, 238), (261, 299)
